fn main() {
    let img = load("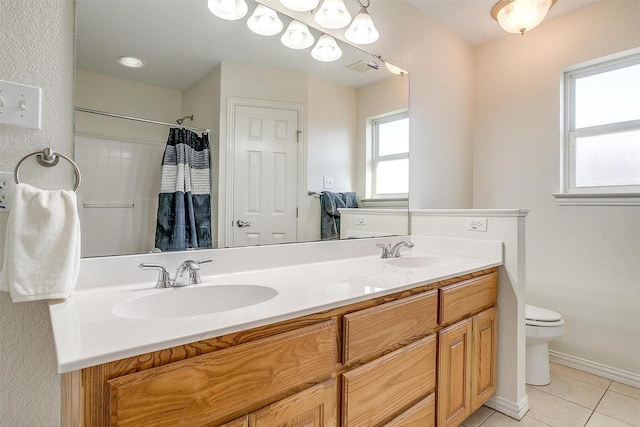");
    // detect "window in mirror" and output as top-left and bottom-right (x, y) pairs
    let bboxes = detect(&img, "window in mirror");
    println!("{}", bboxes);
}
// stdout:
(369, 112), (409, 199)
